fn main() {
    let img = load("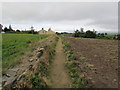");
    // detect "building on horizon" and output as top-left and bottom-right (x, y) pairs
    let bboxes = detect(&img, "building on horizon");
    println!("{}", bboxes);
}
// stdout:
(38, 28), (55, 34)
